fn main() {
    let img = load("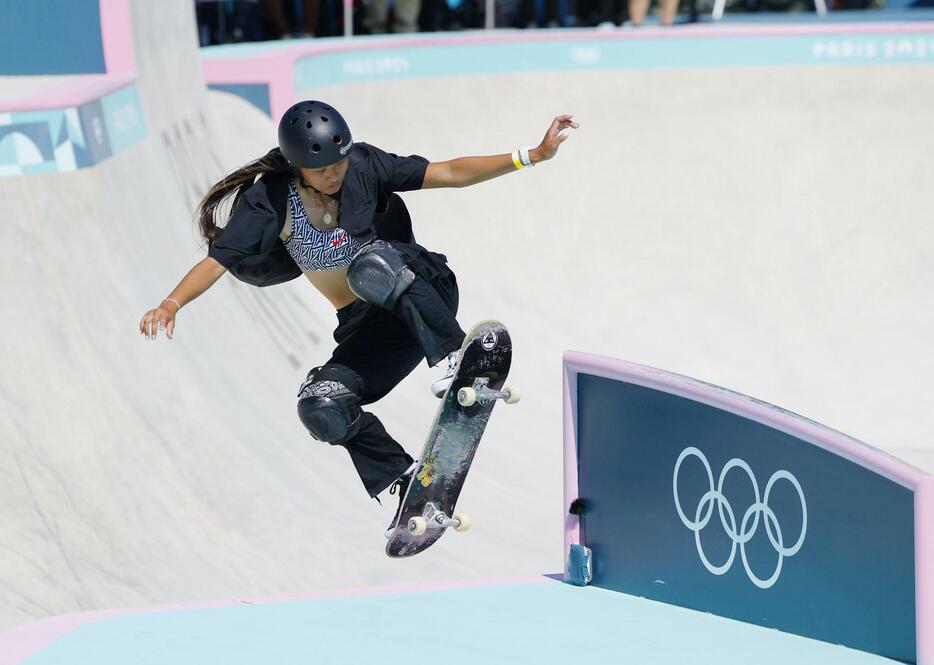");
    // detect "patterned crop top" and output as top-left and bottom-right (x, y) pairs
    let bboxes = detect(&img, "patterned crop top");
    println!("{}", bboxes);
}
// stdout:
(283, 180), (362, 272)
